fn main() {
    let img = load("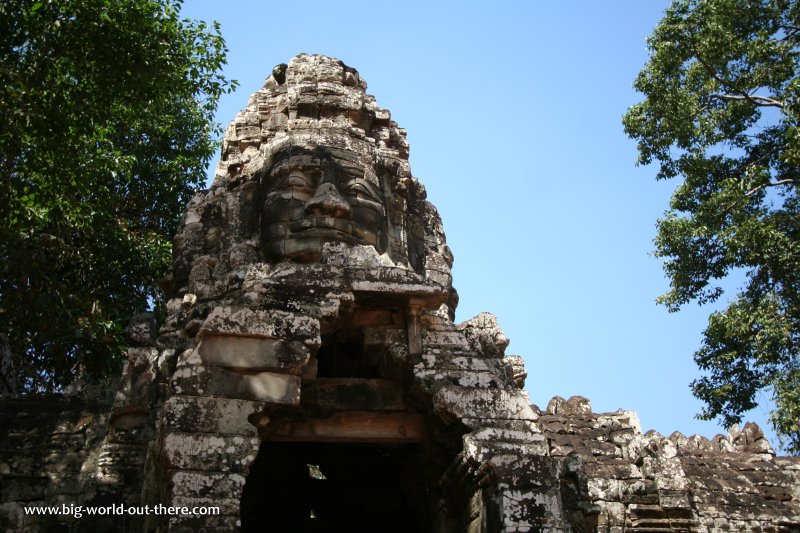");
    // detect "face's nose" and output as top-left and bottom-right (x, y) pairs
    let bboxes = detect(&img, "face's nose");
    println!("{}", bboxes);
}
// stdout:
(305, 182), (351, 217)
